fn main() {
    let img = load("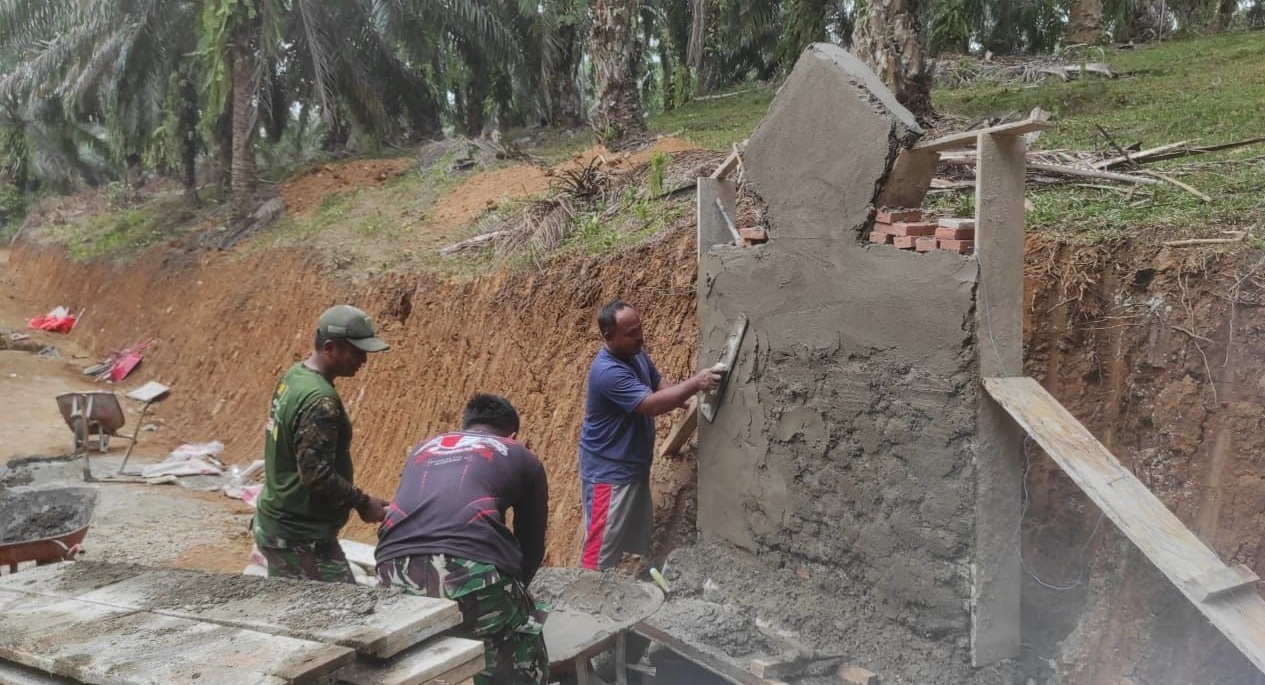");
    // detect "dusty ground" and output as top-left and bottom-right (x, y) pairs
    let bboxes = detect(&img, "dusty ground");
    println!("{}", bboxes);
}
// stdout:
(0, 248), (253, 575)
